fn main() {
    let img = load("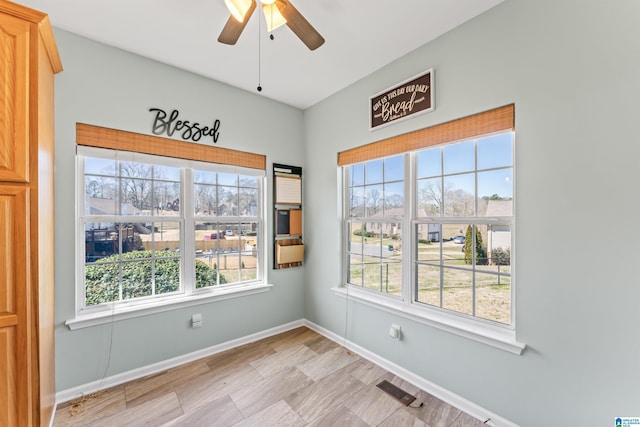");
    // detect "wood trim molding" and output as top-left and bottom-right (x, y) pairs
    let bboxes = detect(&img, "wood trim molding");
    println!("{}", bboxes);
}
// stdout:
(338, 104), (514, 166)
(76, 123), (266, 170)
(0, 0), (62, 73)
(38, 16), (62, 74)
